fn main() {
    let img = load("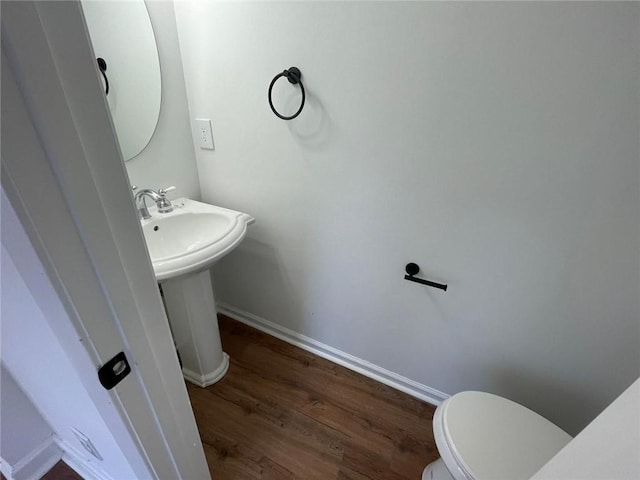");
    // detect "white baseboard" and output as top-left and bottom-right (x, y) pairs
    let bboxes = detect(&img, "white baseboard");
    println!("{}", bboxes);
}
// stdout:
(0, 458), (12, 480)
(2, 436), (115, 480)
(2, 437), (61, 480)
(56, 439), (114, 480)
(217, 303), (449, 406)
